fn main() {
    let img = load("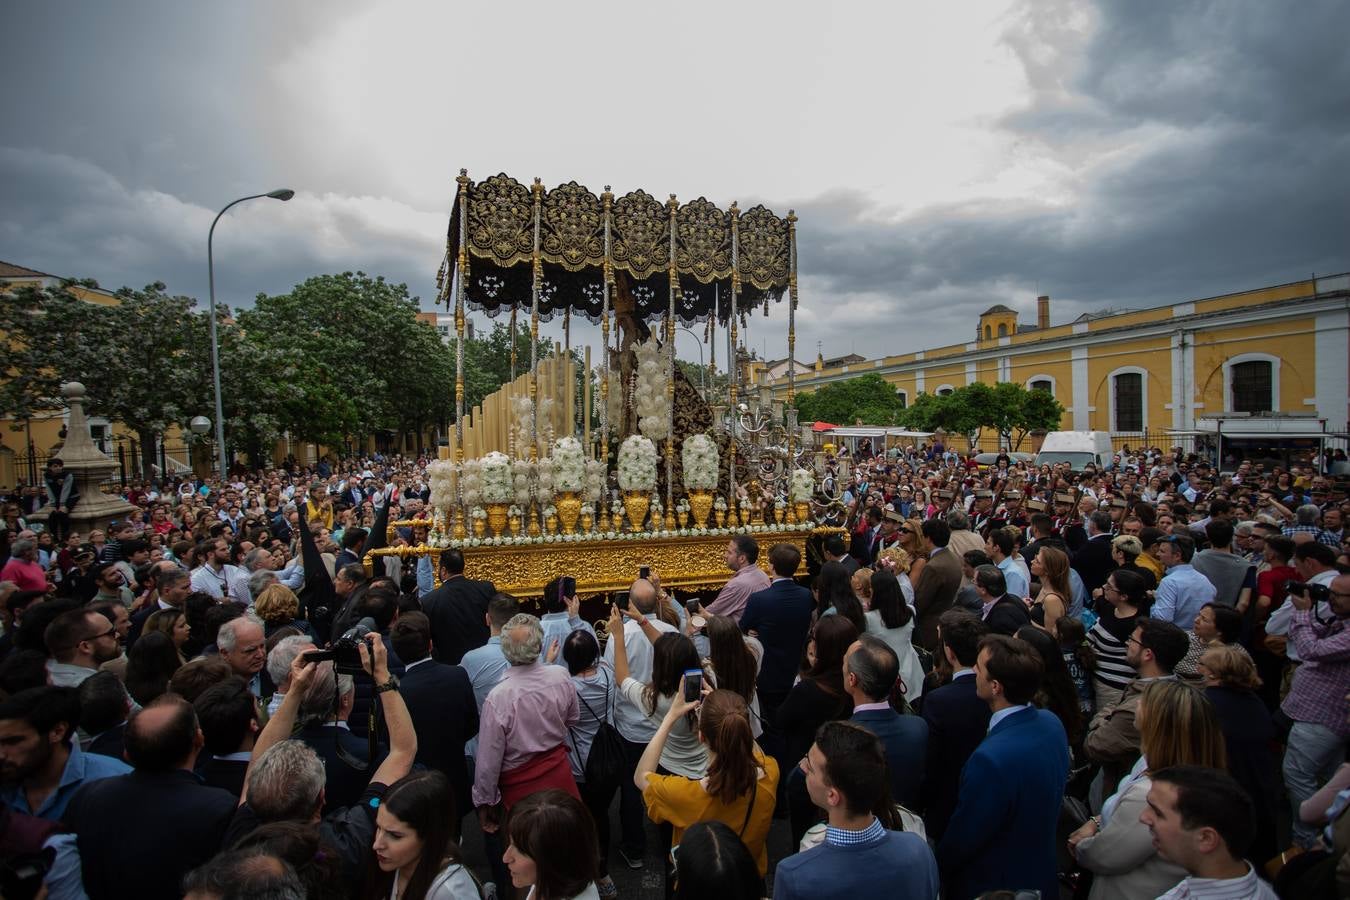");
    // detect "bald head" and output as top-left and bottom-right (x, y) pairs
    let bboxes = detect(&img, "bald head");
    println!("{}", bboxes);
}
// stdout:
(630, 578), (658, 614)
(125, 695), (202, 772)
